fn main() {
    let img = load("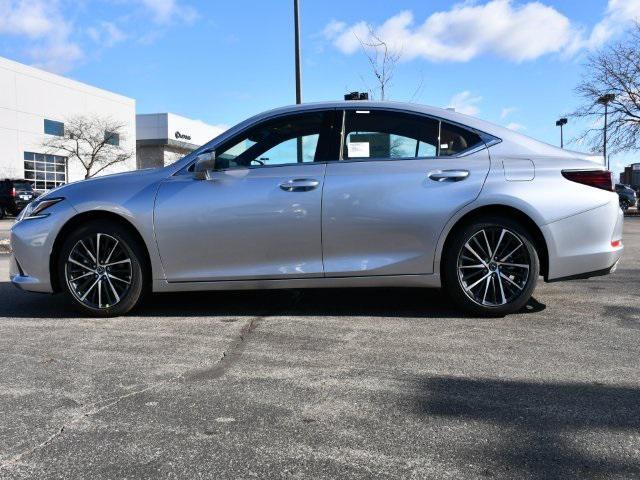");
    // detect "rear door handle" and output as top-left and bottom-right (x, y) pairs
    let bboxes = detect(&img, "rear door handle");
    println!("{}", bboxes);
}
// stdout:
(279, 178), (320, 192)
(428, 170), (470, 182)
